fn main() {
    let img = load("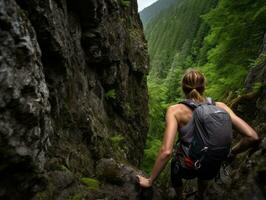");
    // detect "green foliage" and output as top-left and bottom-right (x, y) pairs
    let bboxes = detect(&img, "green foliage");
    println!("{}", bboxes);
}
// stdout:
(140, 0), (266, 174)
(252, 82), (263, 92)
(147, 79), (168, 139)
(145, 0), (215, 79)
(123, 102), (134, 117)
(110, 135), (124, 146)
(120, 0), (130, 8)
(68, 193), (83, 200)
(250, 53), (266, 68)
(141, 79), (169, 173)
(140, 136), (174, 189)
(110, 134), (127, 162)
(105, 89), (116, 100)
(141, 136), (161, 173)
(200, 0), (266, 99)
(80, 177), (100, 190)
(202, 63), (248, 100)
(139, 0), (176, 27)
(164, 66), (184, 103)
